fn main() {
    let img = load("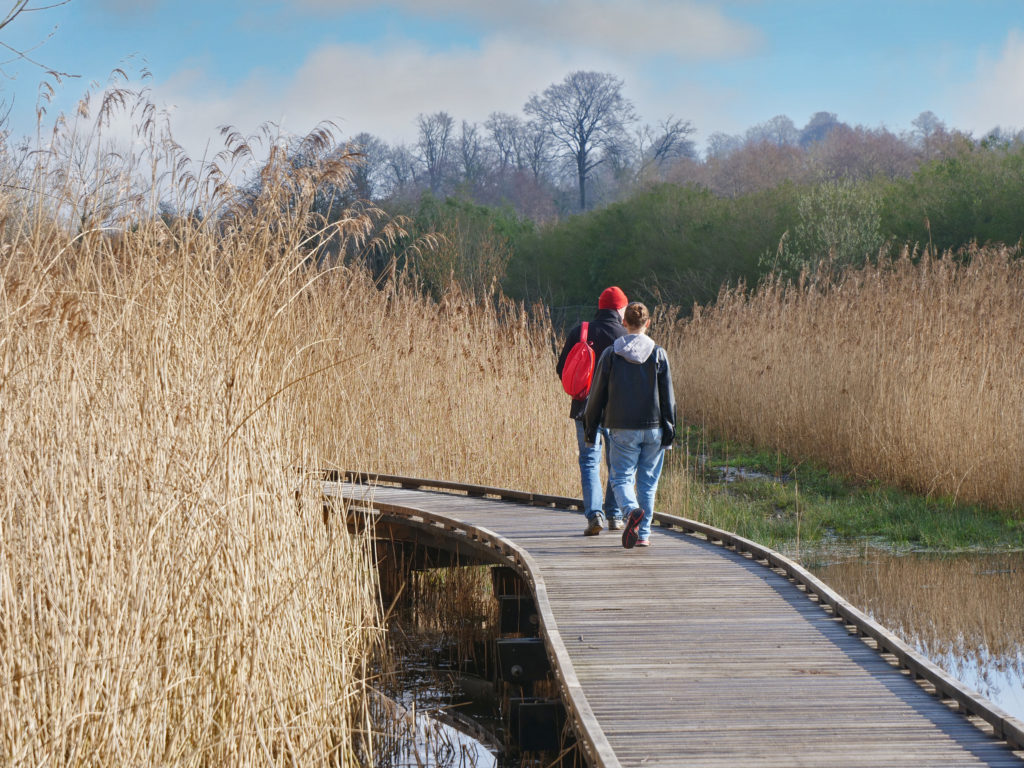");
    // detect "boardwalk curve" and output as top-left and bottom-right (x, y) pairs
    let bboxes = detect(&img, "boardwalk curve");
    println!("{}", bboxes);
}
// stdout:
(327, 472), (1024, 768)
